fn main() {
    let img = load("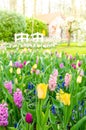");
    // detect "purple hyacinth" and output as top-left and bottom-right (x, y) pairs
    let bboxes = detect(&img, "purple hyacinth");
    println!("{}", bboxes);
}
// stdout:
(0, 103), (8, 126)
(4, 81), (12, 94)
(13, 61), (23, 68)
(13, 89), (23, 108)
